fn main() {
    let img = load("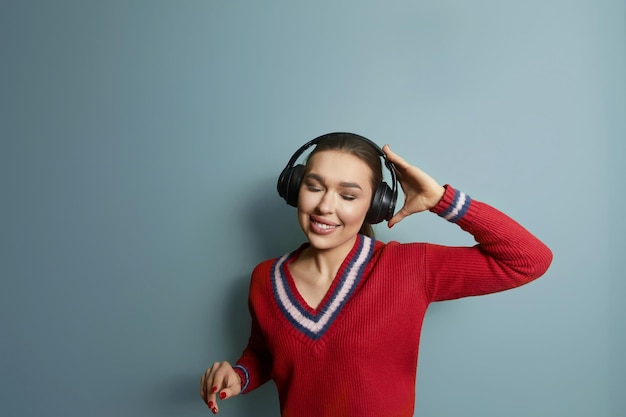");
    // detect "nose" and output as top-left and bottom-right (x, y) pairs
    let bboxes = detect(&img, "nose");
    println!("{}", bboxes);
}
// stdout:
(316, 190), (335, 214)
